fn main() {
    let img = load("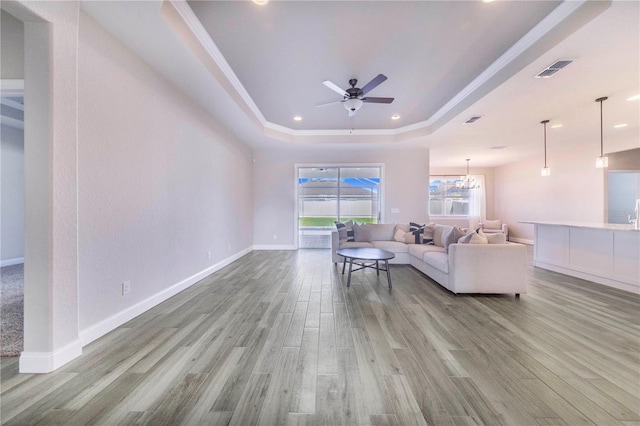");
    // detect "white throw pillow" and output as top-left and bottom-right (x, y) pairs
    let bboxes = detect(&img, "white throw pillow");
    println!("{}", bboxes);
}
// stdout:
(394, 229), (407, 242)
(458, 229), (488, 244)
